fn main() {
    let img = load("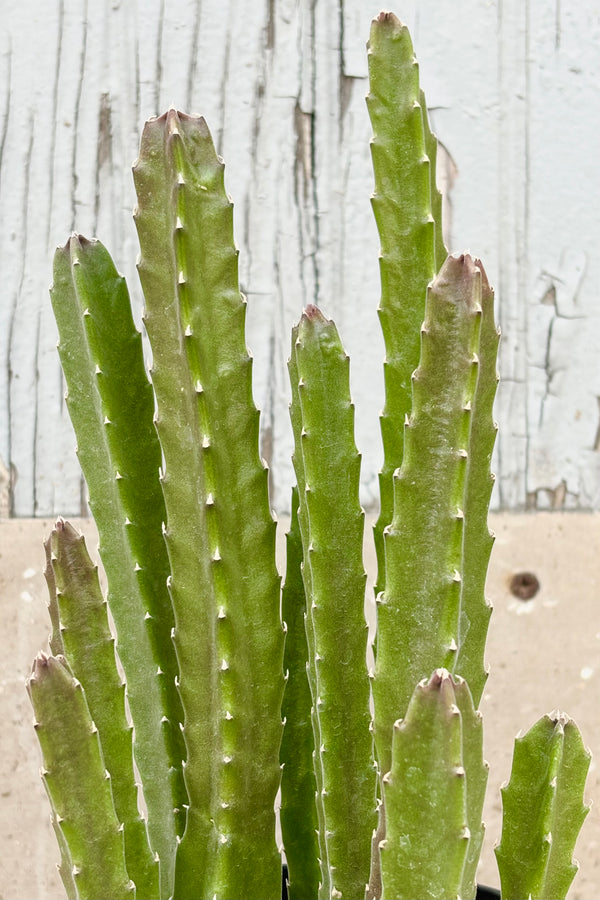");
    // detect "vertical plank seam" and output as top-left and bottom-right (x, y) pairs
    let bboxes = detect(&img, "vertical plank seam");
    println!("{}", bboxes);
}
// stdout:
(70, 0), (89, 233)
(154, 0), (165, 116)
(185, 1), (202, 112)
(46, 0), (65, 250)
(7, 116), (34, 516)
(217, 0), (233, 151)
